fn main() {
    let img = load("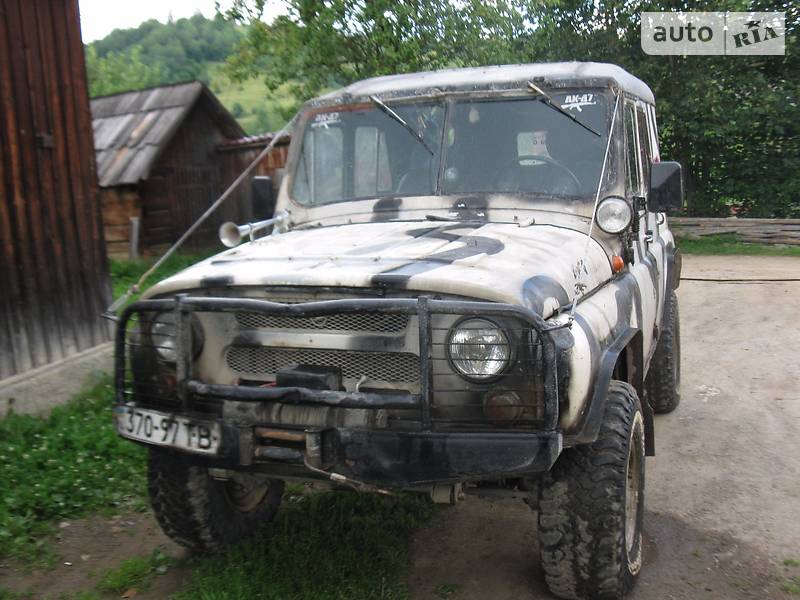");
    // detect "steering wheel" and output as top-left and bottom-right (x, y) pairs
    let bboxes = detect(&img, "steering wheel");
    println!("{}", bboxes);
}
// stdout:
(503, 154), (582, 194)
